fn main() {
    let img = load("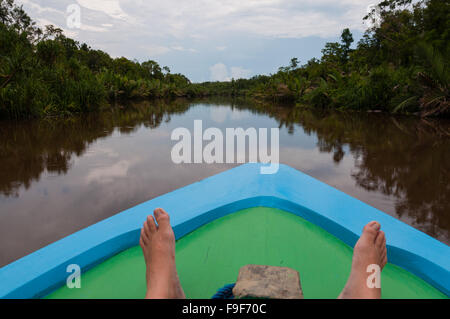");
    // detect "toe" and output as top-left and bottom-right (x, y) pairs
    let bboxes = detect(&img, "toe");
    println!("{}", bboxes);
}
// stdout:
(154, 208), (170, 228)
(140, 227), (148, 246)
(361, 221), (380, 241)
(375, 231), (386, 248)
(367, 221), (381, 231)
(147, 215), (157, 233)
